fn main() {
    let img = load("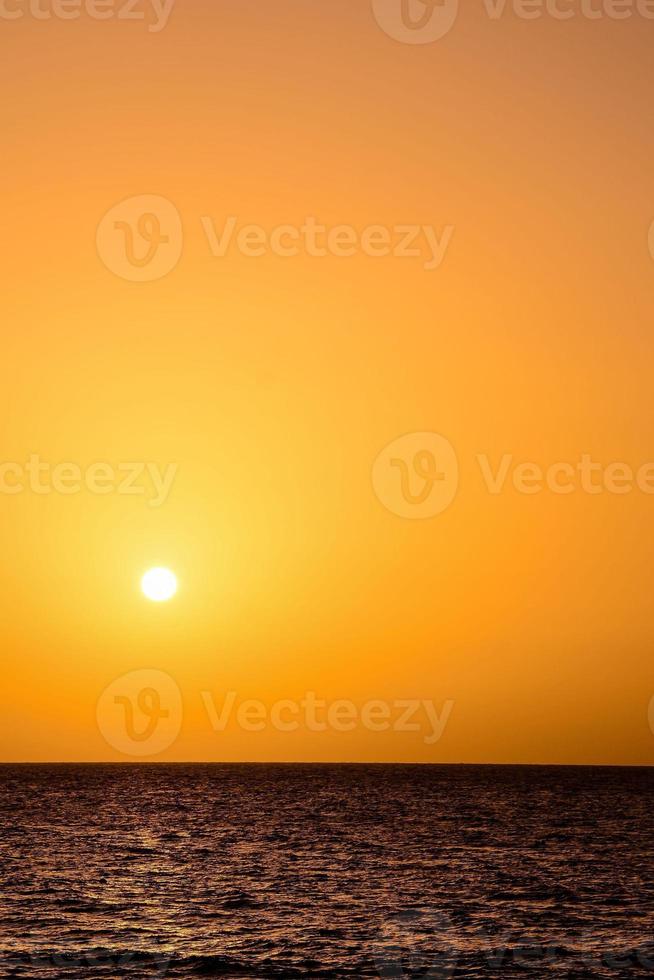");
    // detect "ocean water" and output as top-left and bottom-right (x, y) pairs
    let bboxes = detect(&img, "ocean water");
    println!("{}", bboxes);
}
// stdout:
(1, 764), (653, 978)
